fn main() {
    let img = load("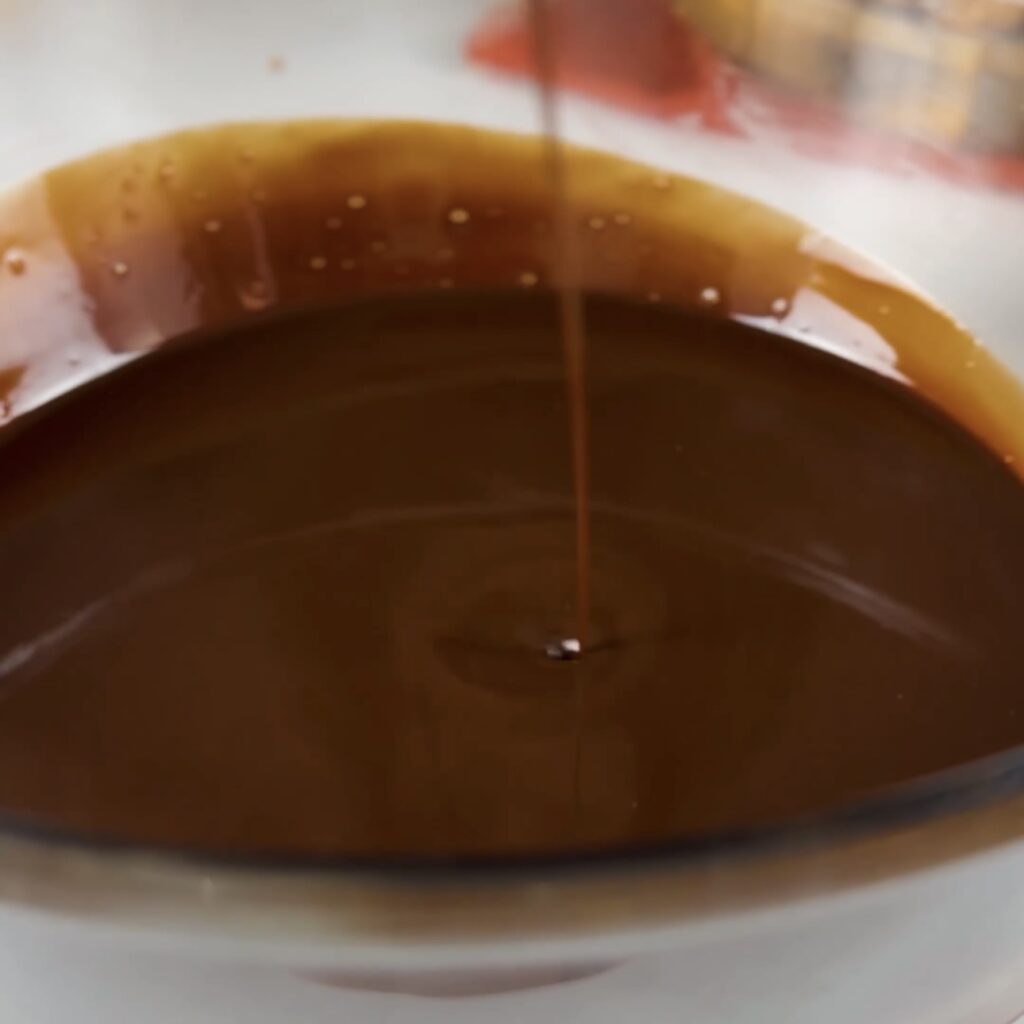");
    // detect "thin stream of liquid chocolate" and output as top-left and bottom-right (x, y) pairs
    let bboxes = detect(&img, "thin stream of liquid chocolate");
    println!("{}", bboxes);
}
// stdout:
(527, 0), (591, 654)
(527, 0), (590, 827)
